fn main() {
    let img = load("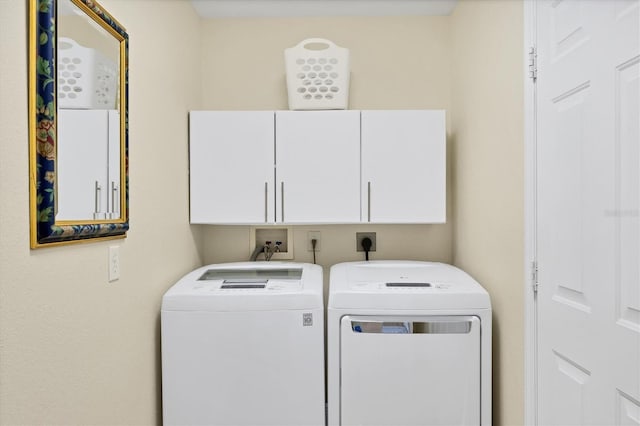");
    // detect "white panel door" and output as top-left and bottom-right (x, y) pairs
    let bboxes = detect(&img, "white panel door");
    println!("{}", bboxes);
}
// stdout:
(536, 0), (640, 424)
(189, 111), (275, 224)
(361, 110), (446, 223)
(340, 315), (481, 425)
(57, 109), (110, 221)
(275, 110), (360, 223)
